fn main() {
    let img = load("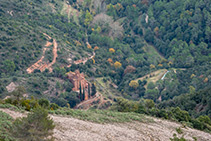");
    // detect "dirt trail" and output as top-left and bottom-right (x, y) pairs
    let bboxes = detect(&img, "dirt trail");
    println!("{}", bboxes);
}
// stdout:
(75, 92), (101, 109)
(74, 52), (95, 65)
(43, 33), (52, 39)
(67, 51), (95, 67)
(45, 41), (53, 47)
(0, 108), (211, 141)
(47, 39), (58, 72)
(26, 34), (58, 73)
(134, 69), (167, 82)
